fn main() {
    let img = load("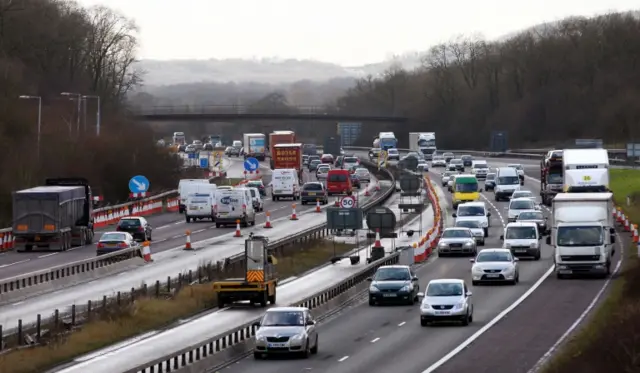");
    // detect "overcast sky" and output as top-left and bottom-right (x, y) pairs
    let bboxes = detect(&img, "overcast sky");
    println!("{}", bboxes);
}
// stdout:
(76, 0), (637, 66)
